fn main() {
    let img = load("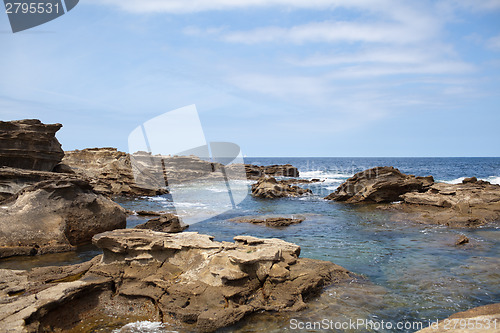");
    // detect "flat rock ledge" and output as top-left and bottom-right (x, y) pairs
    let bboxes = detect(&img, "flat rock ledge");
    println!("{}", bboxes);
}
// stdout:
(251, 176), (312, 199)
(0, 230), (356, 332)
(231, 215), (305, 227)
(415, 303), (500, 333)
(325, 166), (500, 227)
